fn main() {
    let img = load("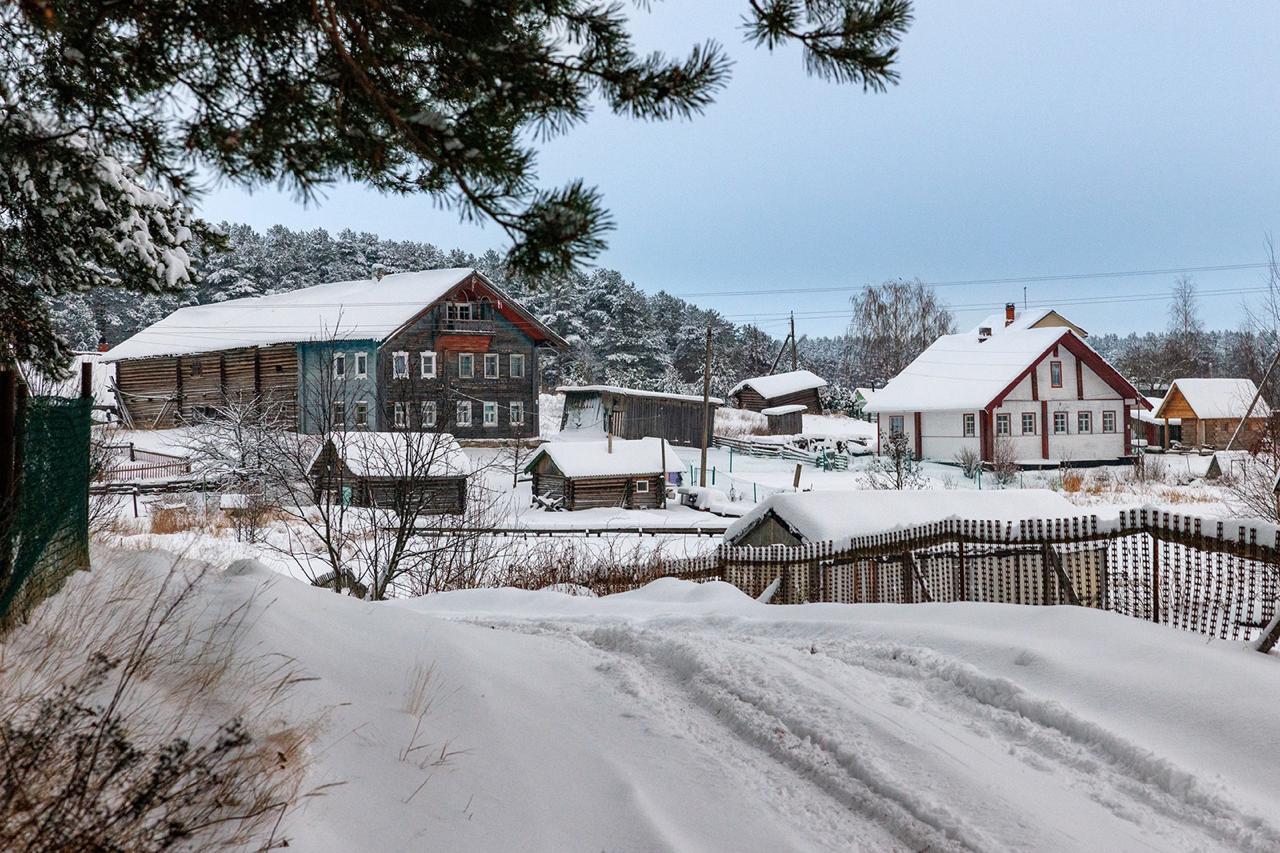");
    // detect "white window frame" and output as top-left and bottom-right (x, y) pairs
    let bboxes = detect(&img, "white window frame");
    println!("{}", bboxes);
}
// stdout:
(333, 352), (346, 379)
(332, 400), (345, 426)
(354, 400), (368, 428)
(393, 350), (409, 379)
(456, 401), (472, 426)
(510, 353), (526, 379)
(1053, 411), (1068, 434)
(483, 401), (498, 427)
(1021, 412), (1036, 435)
(509, 400), (524, 425)
(484, 353), (500, 379)
(634, 478), (649, 494)
(354, 352), (368, 379)
(449, 301), (473, 321)
(1102, 410), (1117, 433)
(420, 350), (436, 379)
(1077, 411), (1092, 434)
(394, 401), (407, 429)
(962, 413), (975, 437)
(422, 401), (437, 428)
(996, 413), (1011, 436)
(458, 352), (474, 379)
